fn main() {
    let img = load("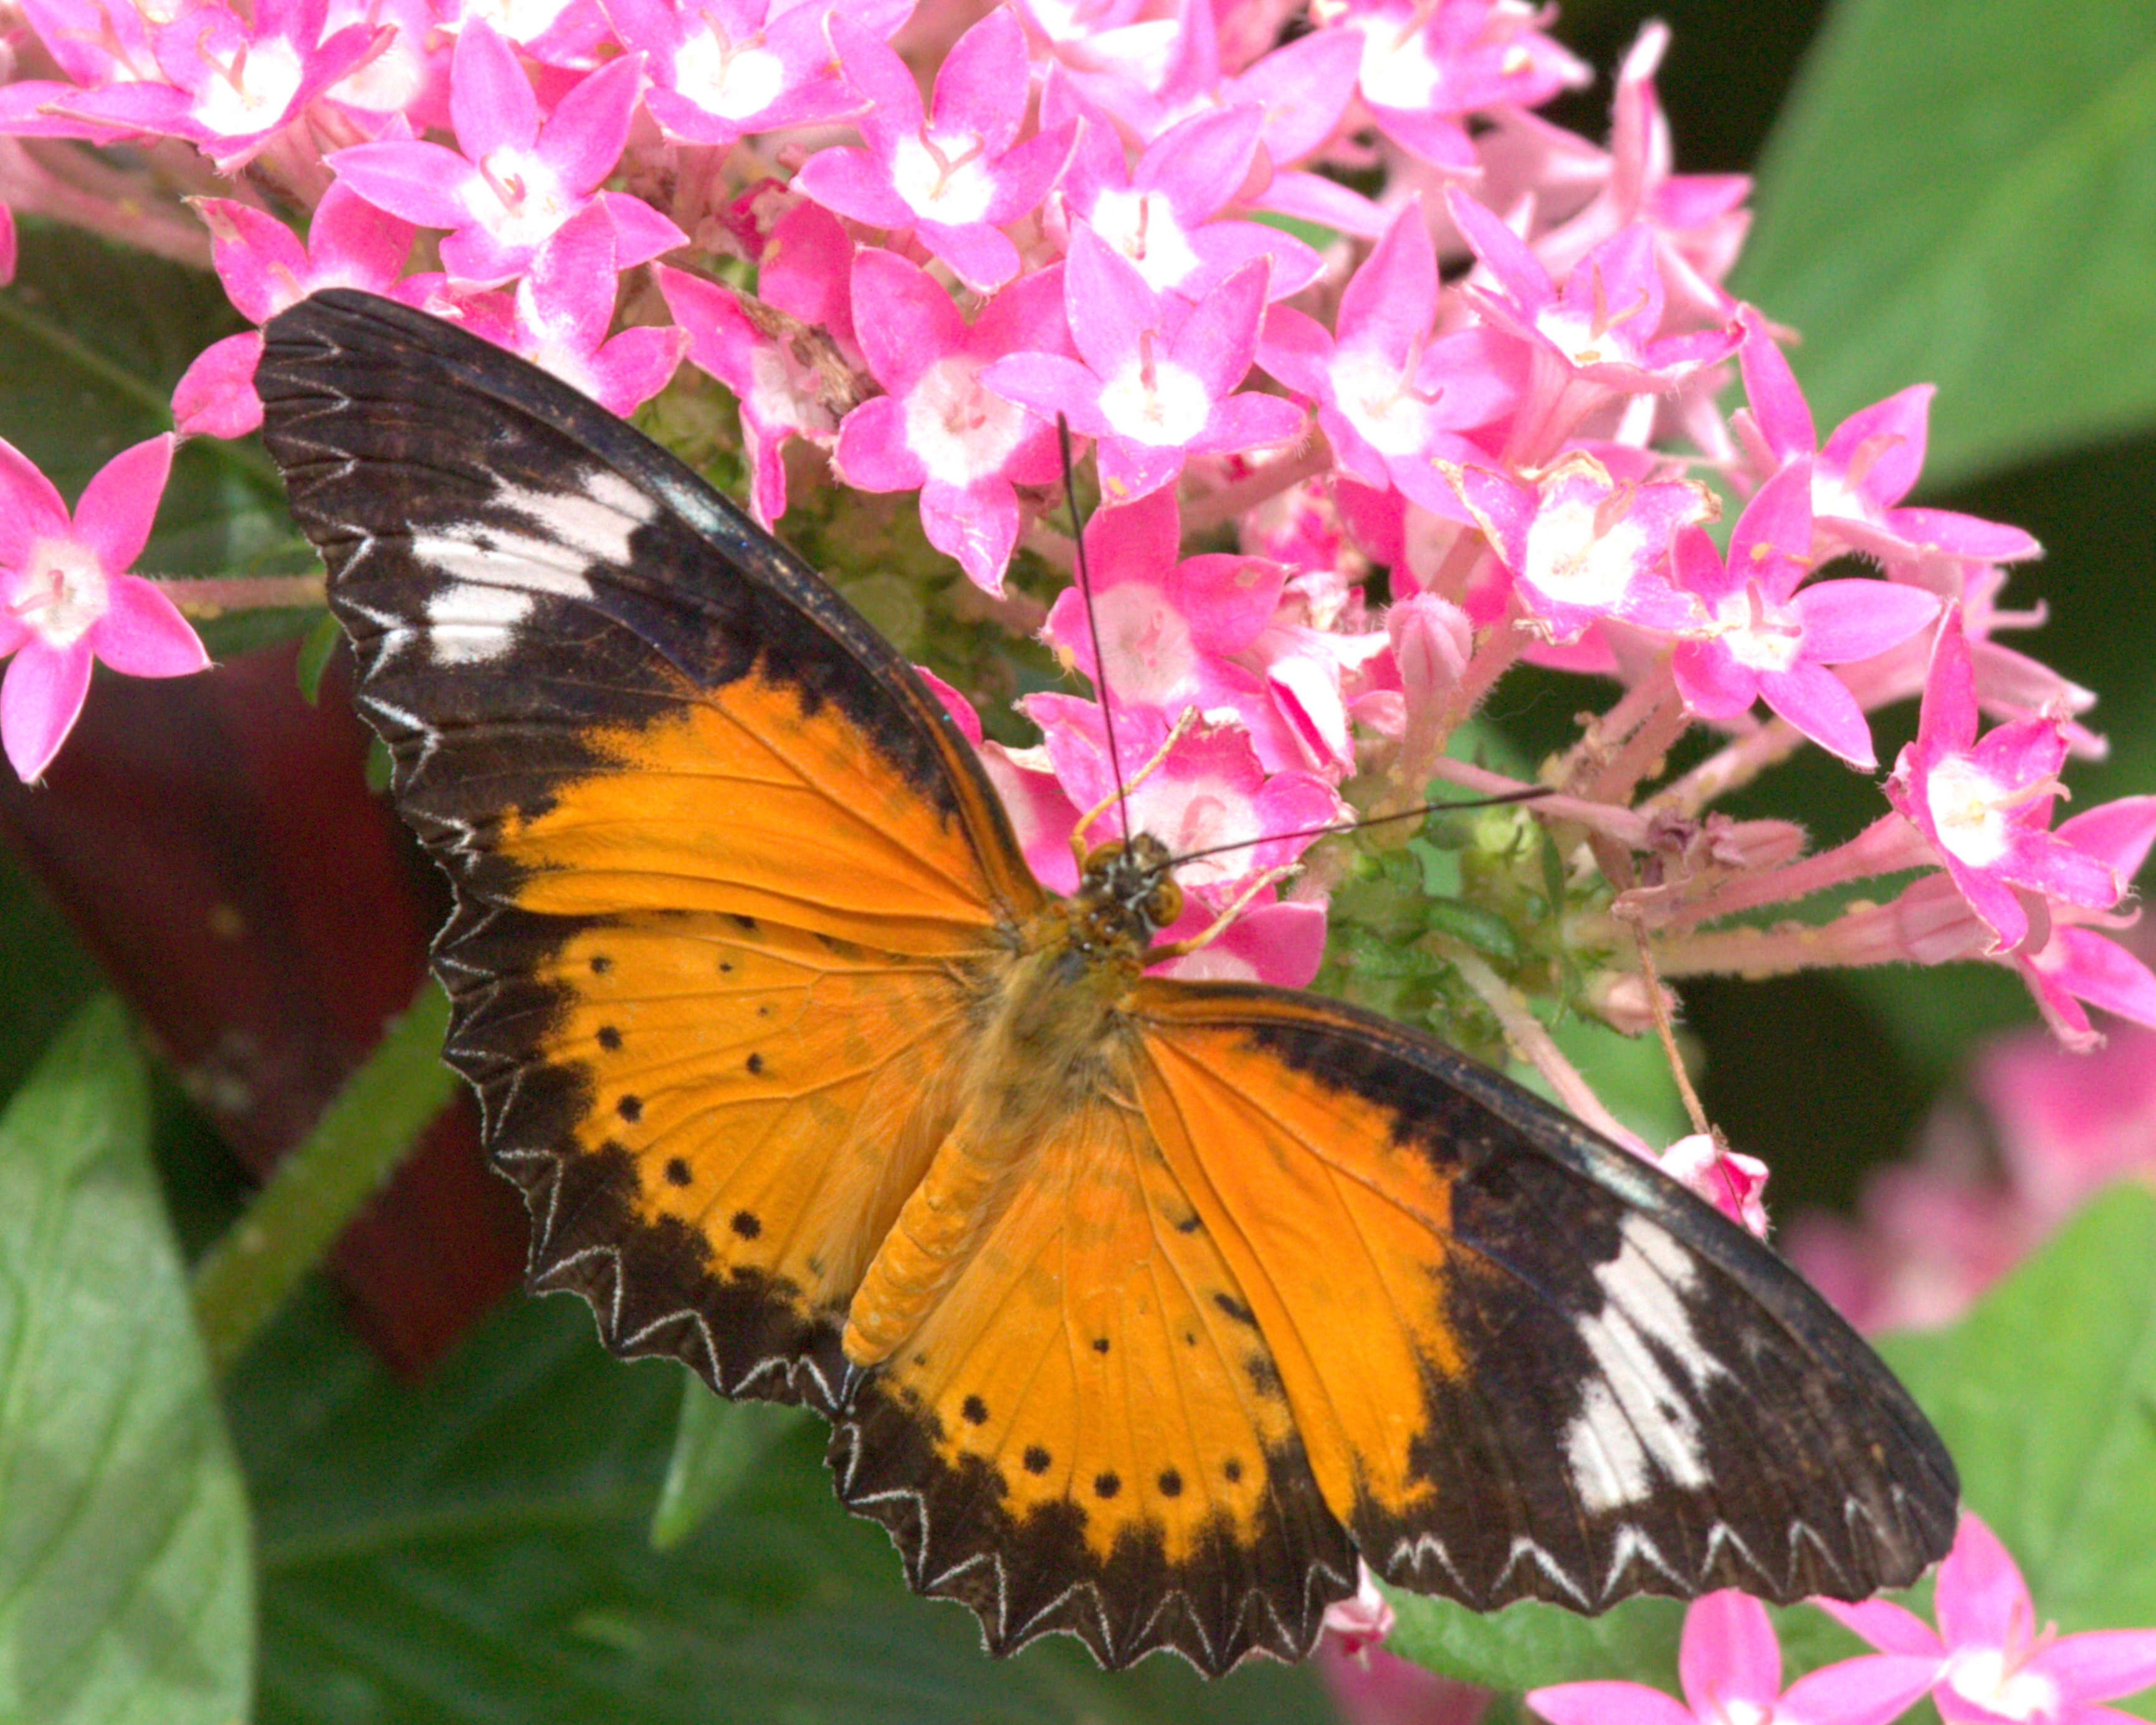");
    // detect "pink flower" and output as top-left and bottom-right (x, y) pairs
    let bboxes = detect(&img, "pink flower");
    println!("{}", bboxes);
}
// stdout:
(48, 0), (384, 169)
(1446, 450), (1710, 643)
(603, 0), (906, 146)
(833, 247), (1069, 594)
(1884, 609), (2121, 951)
(1259, 200), (1520, 515)
(793, 7), (1075, 292)
(1823, 1513), (2156, 1725)
(982, 223), (1302, 503)
(1334, 0), (1588, 173)
(1530, 1589), (1940, 1725)
(0, 435), (209, 782)
(1053, 101), (1320, 301)
(173, 181), (417, 438)
(1734, 309), (2041, 572)
(496, 204), (687, 415)
(1658, 1133), (1770, 1238)
(656, 201), (861, 526)
(1976, 1019), (2156, 1229)
(327, 18), (684, 285)
(1670, 458), (1942, 769)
